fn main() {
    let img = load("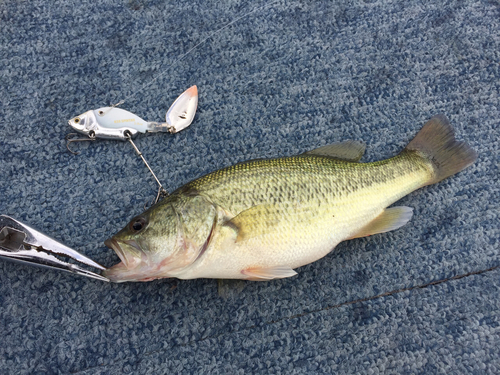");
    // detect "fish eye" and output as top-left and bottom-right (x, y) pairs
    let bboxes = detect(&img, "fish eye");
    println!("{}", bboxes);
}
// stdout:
(129, 216), (148, 232)
(74, 117), (80, 123)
